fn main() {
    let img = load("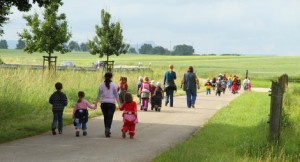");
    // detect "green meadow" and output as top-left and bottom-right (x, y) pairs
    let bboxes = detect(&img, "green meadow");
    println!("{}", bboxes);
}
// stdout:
(0, 49), (299, 161)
